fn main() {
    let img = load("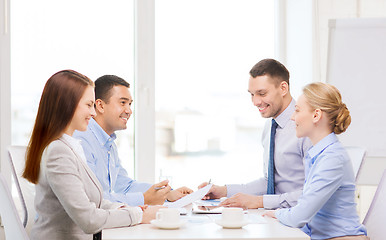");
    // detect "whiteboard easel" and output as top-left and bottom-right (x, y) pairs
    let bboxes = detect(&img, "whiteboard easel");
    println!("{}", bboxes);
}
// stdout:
(327, 18), (386, 158)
